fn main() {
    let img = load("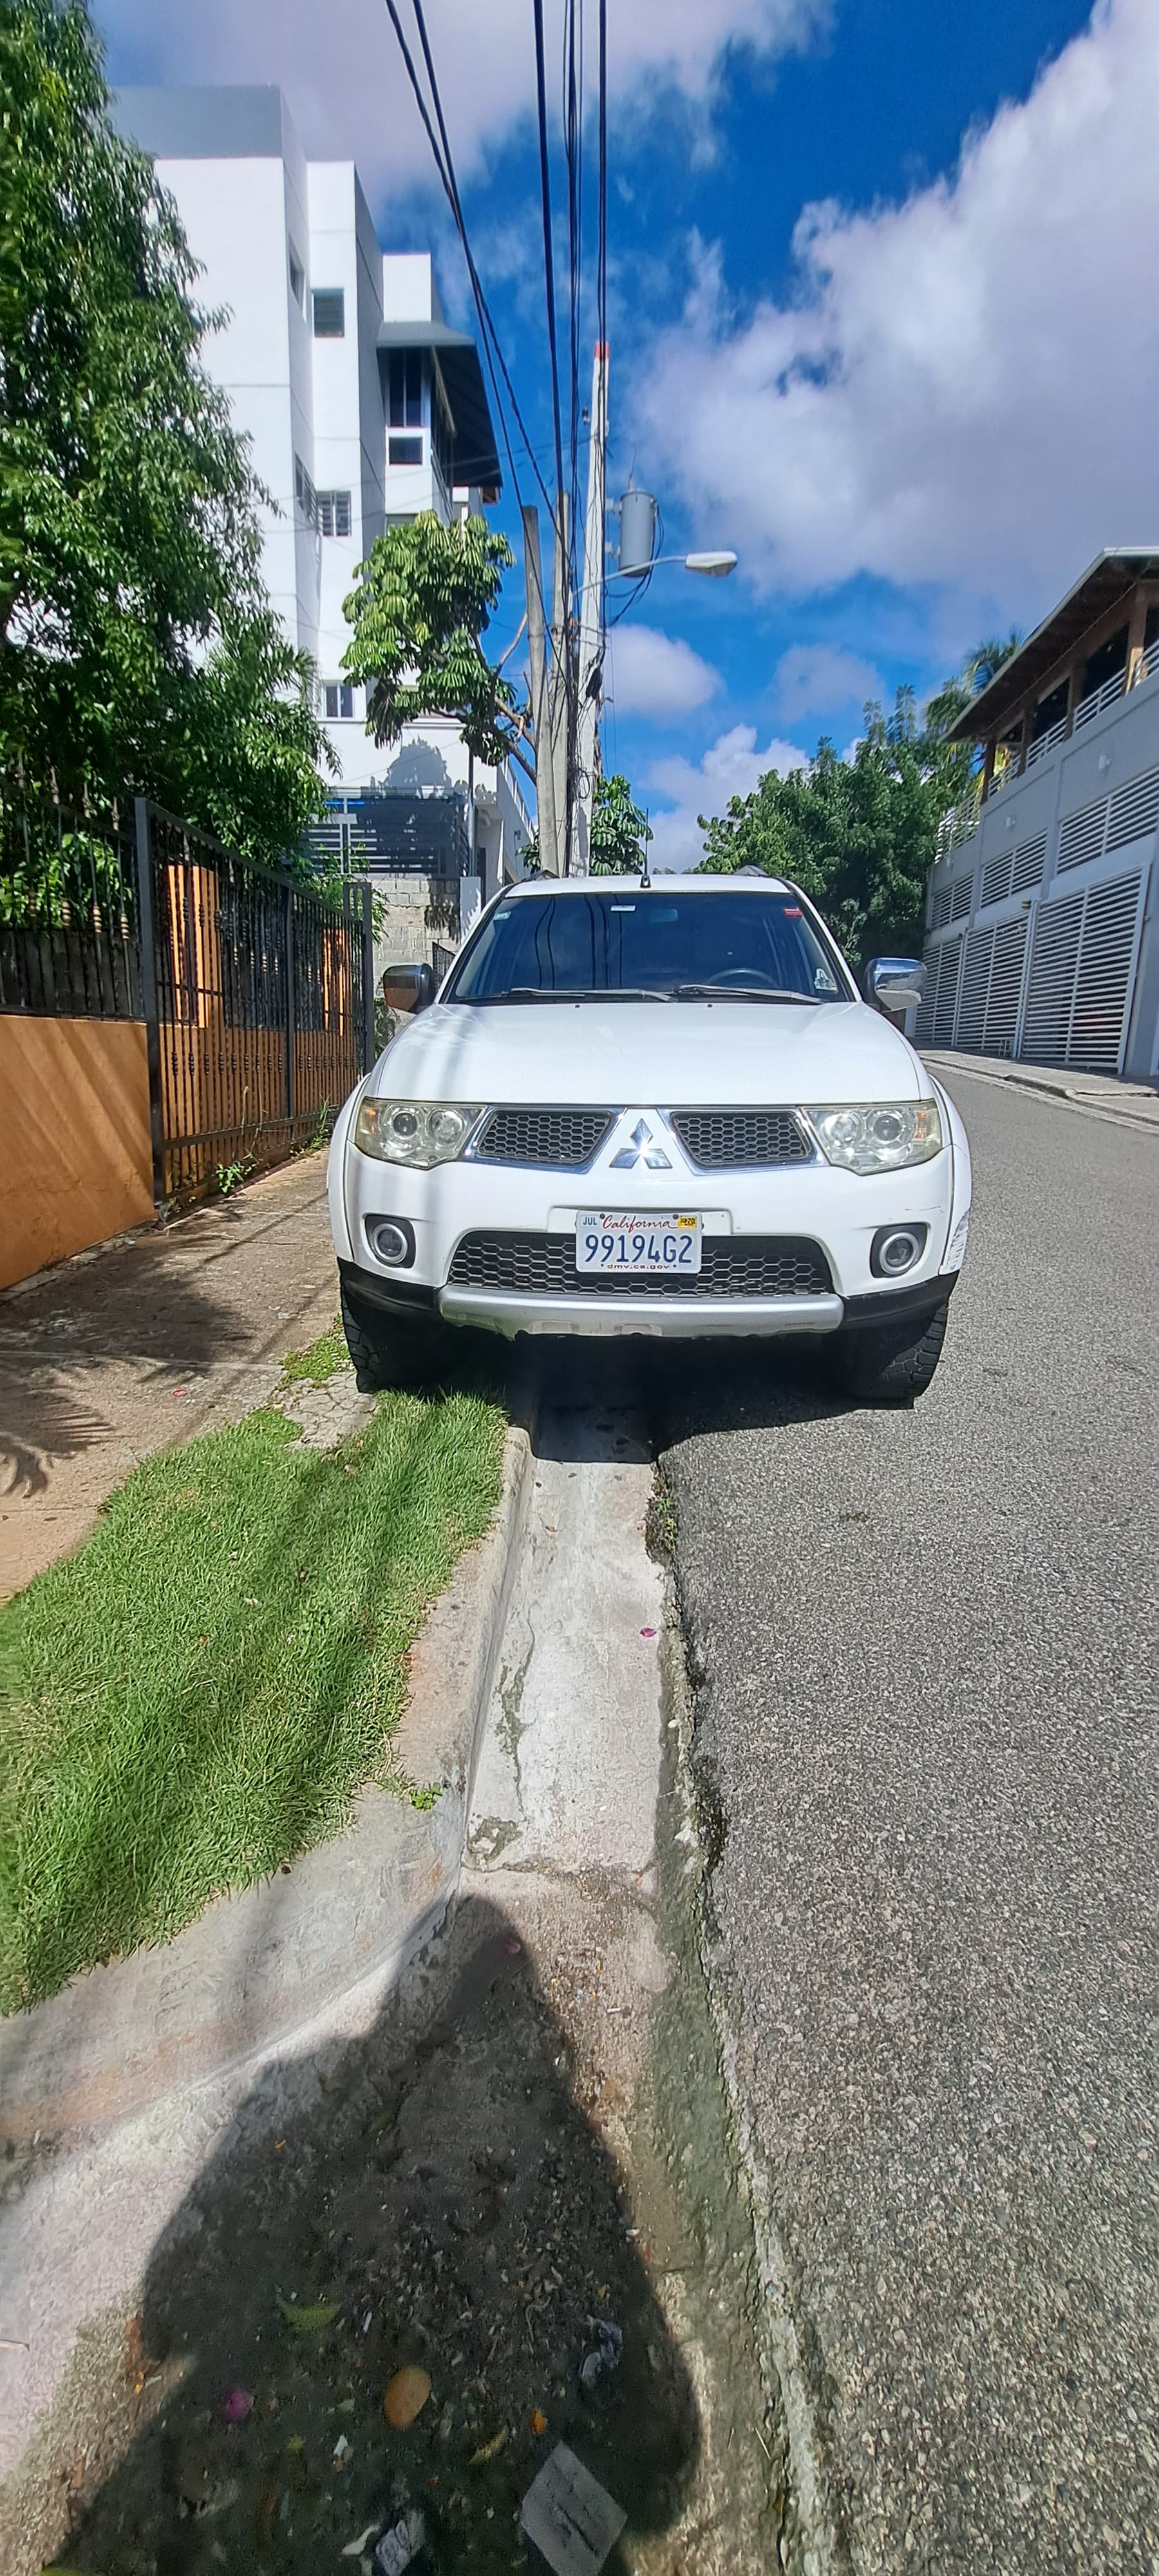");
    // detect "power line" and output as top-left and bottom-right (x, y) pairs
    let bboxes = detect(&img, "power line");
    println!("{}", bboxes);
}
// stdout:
(406, 0), (548, 507)
(379, 0), (552, 514)
(532, 0), (566, 507)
